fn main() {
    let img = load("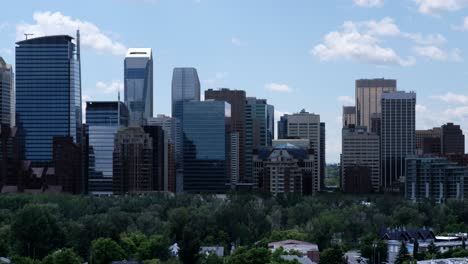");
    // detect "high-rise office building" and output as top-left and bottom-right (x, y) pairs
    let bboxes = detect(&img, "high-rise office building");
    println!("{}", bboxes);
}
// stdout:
(267, 104), (275, 146)
(406, 156), (468, 202)
(356, 79), (396, 129)
(16, 34), (82, 165)
(441, 123), (465, 155)
(320, 122), (326, 190)
(86, 101), (128, 195)
(182, 100), (231, 193)
(0, 57), (13, 127)
(113, 127), (153, 194)
(53, 136), (83, 194)
(381, 91), (416, 190)
(205, 89), (246, 183)
(277, 115), (288, 139)
(171, 67), (200, 191)
(341, 126), (380, 192)
(280, 110), (321, 192)
(124, 48), (153, 126)
(416, 128), (442, 155)
(342, 106), (356, 128)
(0, 125), (20, 191)
(143, 125), (169, 192)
